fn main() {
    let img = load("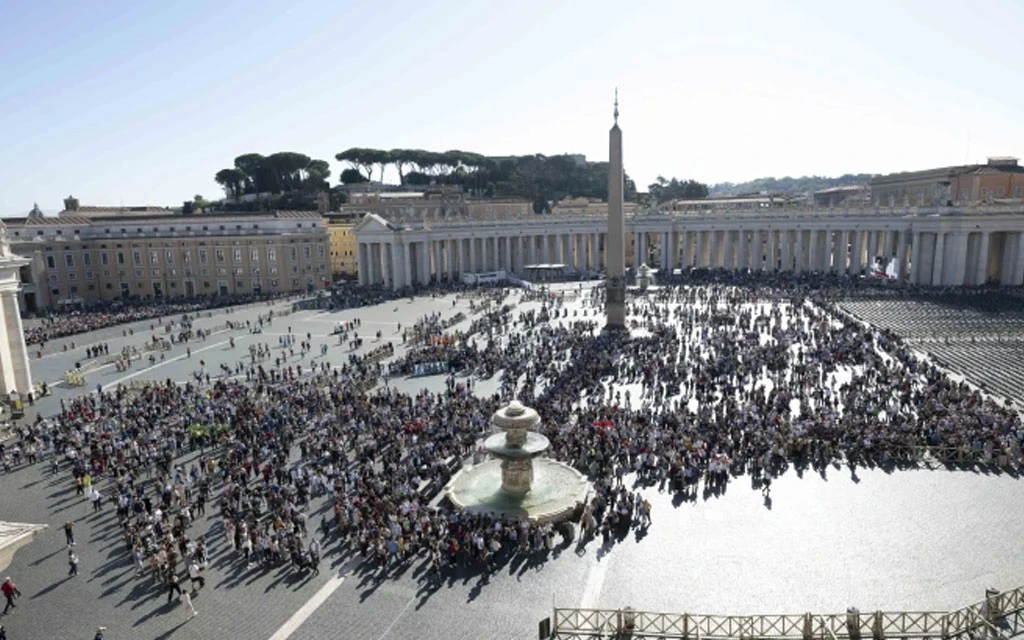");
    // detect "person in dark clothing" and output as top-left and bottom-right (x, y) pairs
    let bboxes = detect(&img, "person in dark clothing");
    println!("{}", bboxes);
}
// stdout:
(166, 573), (182, 603)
